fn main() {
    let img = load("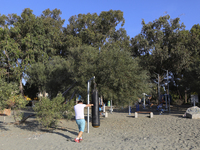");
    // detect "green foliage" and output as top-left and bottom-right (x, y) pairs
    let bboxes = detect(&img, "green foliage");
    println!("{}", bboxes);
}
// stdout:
(2, 8), (200, 109)
(97, 48), (151, 105)
(64, 10), (125, 50)
(0, 8), (64, 96)
(131, 15), (191, 74)
(65, 45), (151, 105)
(180, 24), (200, 93)
(0, 78), (27, 110)
(34, 93), (74, 128)
(130, 15), (193, 102)
(26, 62), (49, 93)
